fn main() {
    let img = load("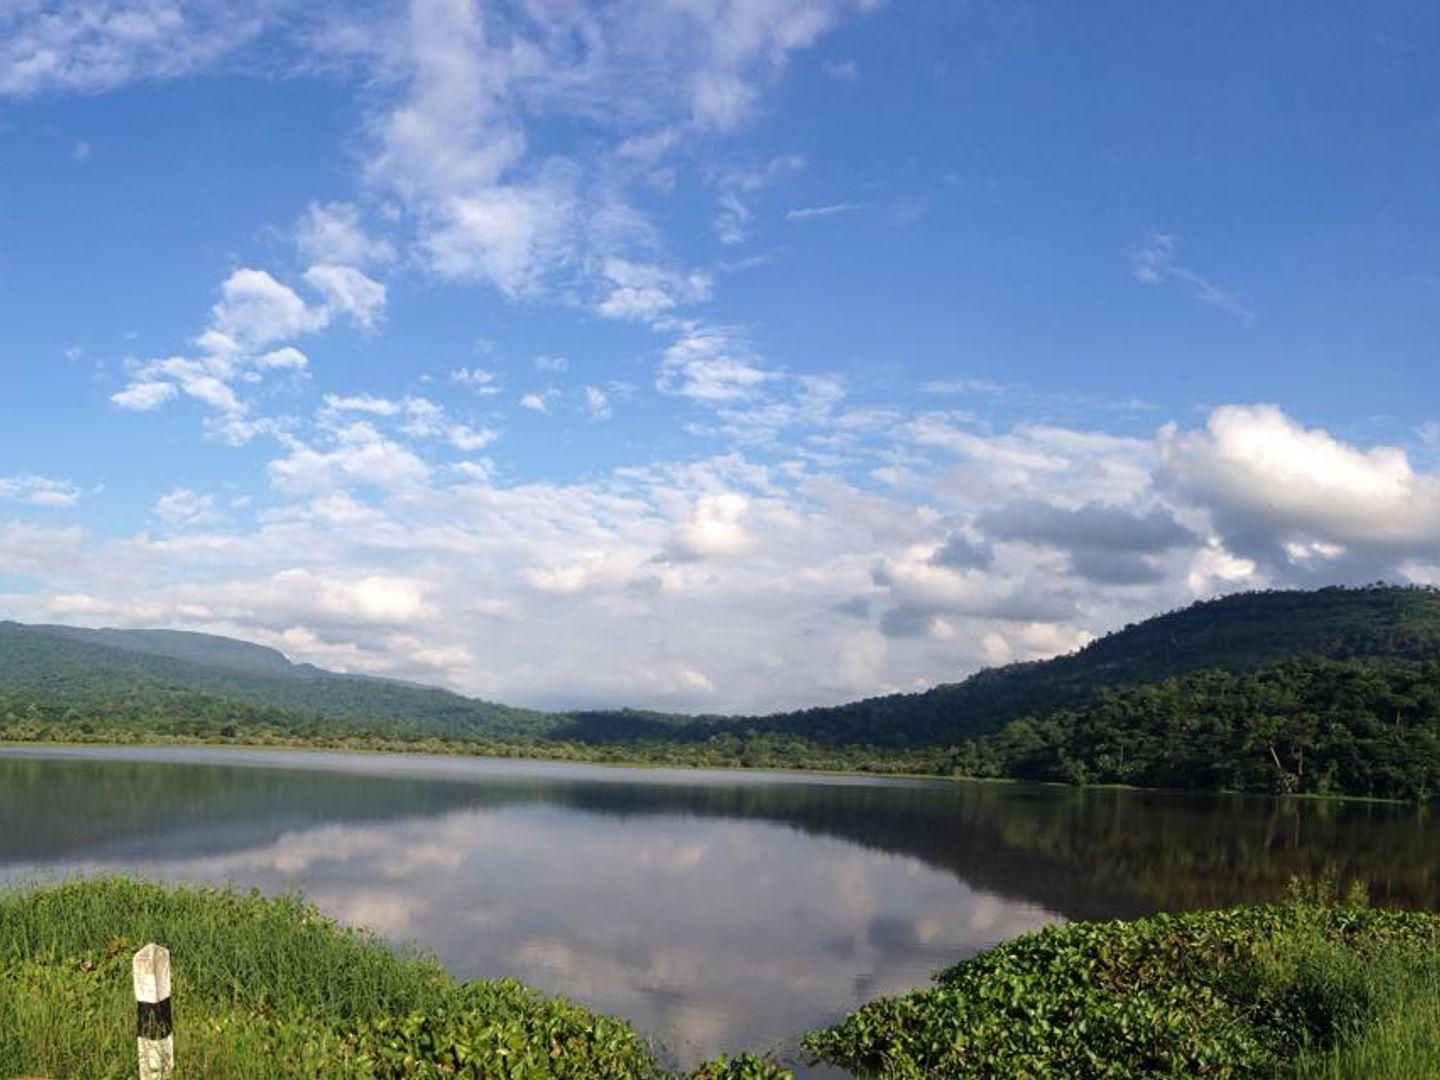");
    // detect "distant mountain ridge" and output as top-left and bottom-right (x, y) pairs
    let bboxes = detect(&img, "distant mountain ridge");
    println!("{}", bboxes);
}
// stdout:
(0, 620), (552, 739)
(28, 624), (322, 679)
(5, 585), (1440, 748)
